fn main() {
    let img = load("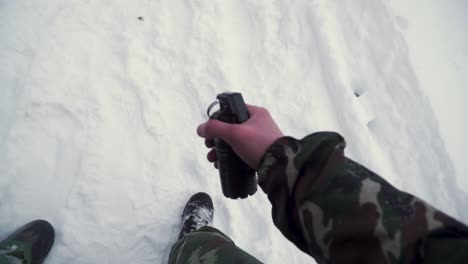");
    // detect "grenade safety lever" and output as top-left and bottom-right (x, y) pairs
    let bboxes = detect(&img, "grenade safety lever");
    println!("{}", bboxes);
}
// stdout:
(207, 92), (257, 199)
